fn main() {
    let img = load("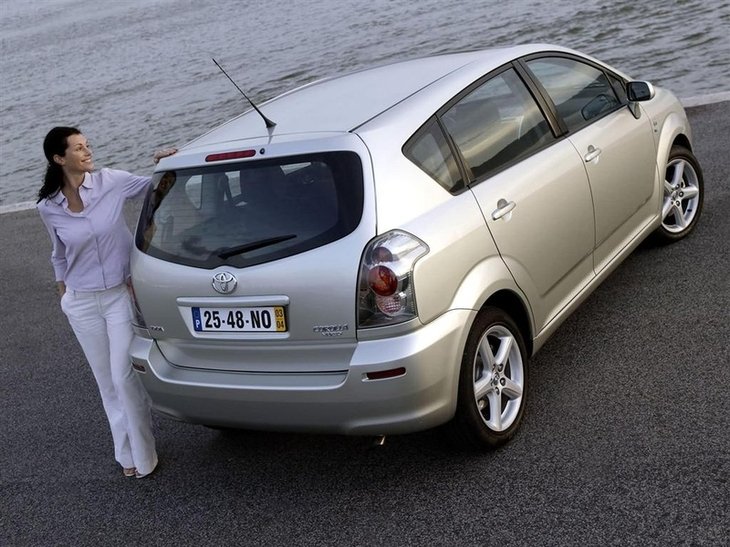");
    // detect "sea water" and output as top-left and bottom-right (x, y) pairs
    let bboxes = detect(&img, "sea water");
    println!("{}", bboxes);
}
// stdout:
(1, 0), (728, 207)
